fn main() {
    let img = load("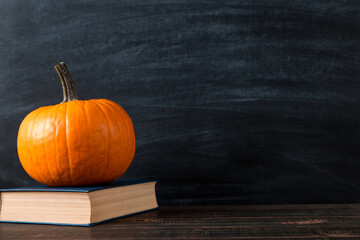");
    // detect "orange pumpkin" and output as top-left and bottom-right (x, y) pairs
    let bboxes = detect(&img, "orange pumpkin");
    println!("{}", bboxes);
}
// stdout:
(17, 63), (136, 186)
